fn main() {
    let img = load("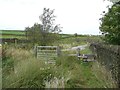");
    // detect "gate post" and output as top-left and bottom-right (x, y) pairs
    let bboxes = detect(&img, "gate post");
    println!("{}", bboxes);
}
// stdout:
(57, 46), (61, 56)
(118, 46), (120, 88)
(34, 45), (37, 58)
(77, 48), (80, 60)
